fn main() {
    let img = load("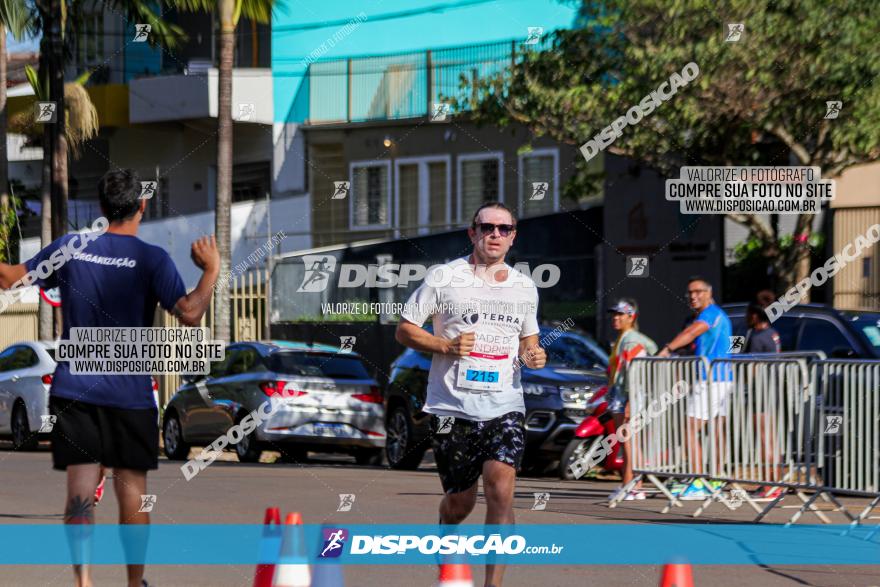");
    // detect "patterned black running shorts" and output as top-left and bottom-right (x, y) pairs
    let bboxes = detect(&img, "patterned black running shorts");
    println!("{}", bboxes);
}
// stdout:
(430, 411), (525, 494)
